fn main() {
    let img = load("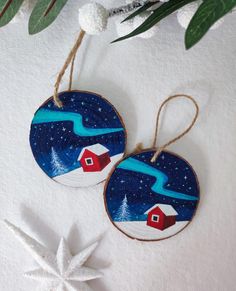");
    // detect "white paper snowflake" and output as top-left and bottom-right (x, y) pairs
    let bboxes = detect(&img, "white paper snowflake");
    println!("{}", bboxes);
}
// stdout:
(4, 220), (103, 291)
